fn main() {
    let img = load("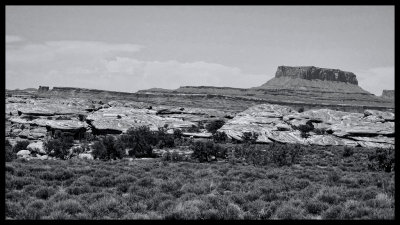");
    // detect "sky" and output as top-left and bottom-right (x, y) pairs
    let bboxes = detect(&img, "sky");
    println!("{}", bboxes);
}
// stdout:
(6, 6), (394, 95)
